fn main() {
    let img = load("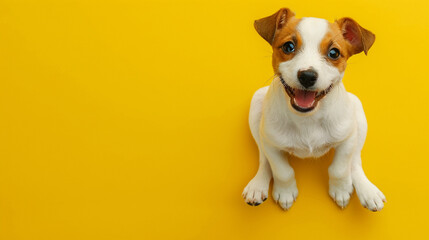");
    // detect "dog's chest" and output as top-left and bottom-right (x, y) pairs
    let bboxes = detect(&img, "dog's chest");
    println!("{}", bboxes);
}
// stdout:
(263, 118), (350, 158)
